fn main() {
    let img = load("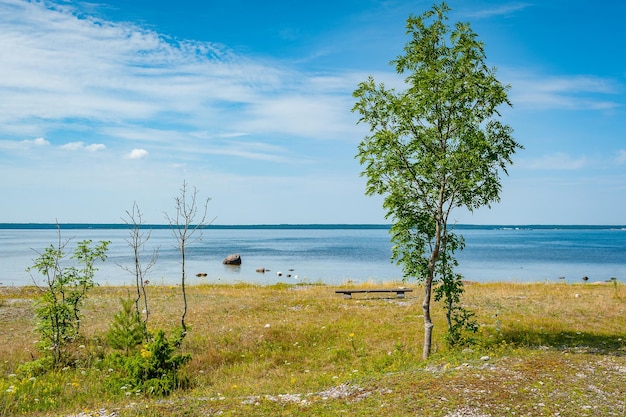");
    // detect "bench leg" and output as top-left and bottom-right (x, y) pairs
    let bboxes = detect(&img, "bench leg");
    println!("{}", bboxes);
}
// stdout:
(396, 292), (405, 298)
(343, 293), (353, 299)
